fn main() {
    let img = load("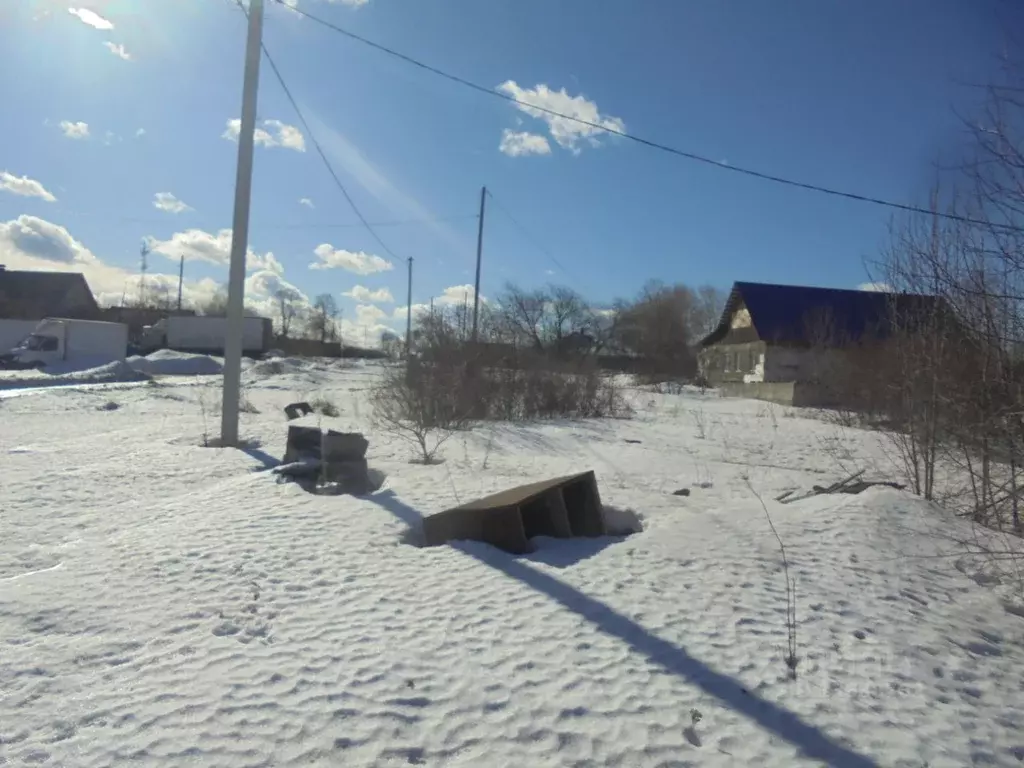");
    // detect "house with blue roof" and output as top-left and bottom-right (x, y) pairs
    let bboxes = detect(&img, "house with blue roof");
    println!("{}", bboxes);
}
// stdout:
(698, 281), (947, 405)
